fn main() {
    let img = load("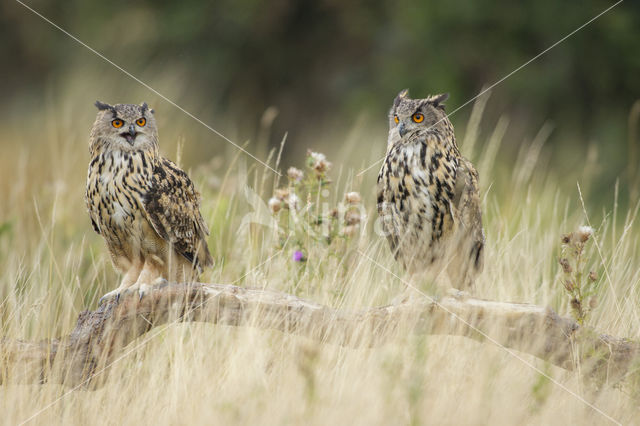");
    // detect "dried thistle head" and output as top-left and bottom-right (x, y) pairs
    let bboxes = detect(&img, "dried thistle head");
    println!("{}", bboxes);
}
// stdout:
(287, 167), (304, 183)
(344, 192), (362, 204)
(570, 298), (581, 311)
(287, 193), (301, 210)
(268, 197), (281, 214)
(274, 187), (290, 201)
(559, 258), (572, 274)
(577, 226), (594, 242)
(563, 280), (575, 292)
(344, 211), (361, 226)
(307, 150), (332, 175)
